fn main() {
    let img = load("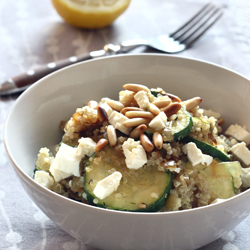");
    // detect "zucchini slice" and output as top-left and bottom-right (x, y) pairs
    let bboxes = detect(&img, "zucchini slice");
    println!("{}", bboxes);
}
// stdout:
(83, 146), (172, 212)
(171, 106), (193, 141)
(188, 160), (242, 201)
(183, 136), (230, 162)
